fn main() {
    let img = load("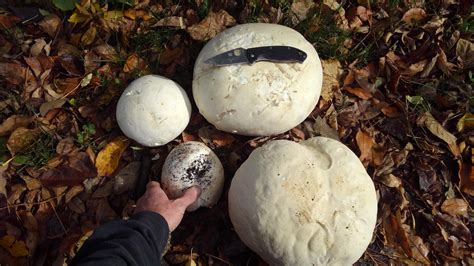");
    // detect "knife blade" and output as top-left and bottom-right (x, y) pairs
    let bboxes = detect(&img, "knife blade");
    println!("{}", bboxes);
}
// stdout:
(204, 46), (307, 66)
